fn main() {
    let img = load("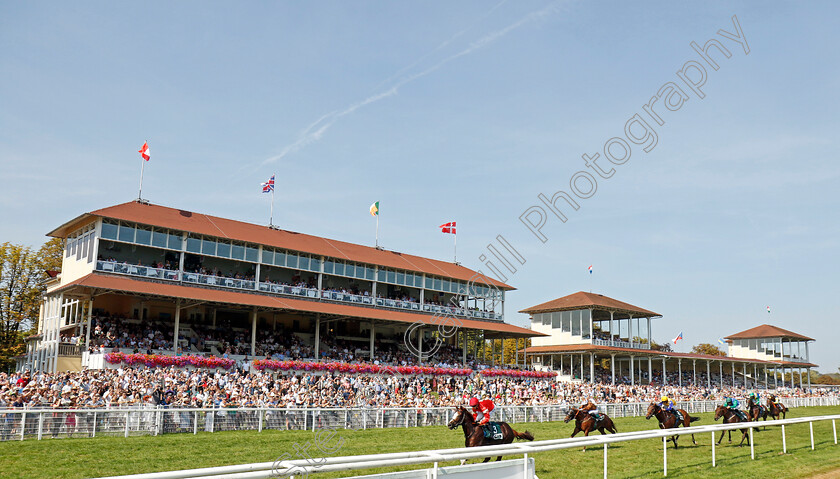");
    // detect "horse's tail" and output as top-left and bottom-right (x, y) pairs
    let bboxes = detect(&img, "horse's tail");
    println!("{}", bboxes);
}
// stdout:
(689, 416), (700, 423)
(514, 429), (534, 441)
